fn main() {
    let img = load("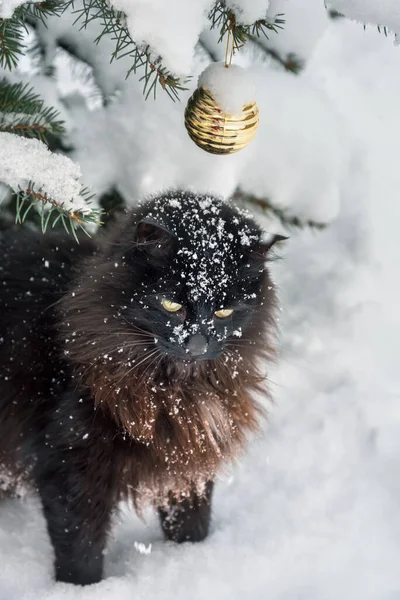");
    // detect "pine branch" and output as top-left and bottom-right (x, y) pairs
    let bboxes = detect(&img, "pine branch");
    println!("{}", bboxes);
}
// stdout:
(64, 0), (188, 101)
(16, 0), (66, 25)
(99, 186), (125, 227)
(250, 36), (304, 74)
(325, 2), (391, 35)
(0, 1), (65, 70)
(197, 37), (220, 63)
(232, 189), (327, 231)
(15, 182), (101, 239)
(0, 79), (65, 142)
(327, 9), (344, 20)
(0, 78), (42, 112)
(208, 2), (285, 52)
(376, 24), (389, 36)
(0, 15), (26, 69)
(264, 49), (303, 74)
(0, 131), (99, 239)
(0, 112), (64, 141)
